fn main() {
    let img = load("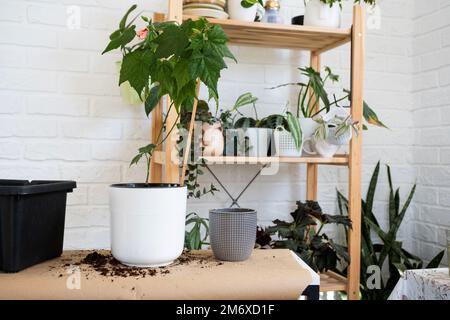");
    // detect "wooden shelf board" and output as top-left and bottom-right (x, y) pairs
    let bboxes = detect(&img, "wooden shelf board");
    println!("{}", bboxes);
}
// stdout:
(157, 13), (351, 52)
(320, 271), (347, 292)
(201, 155), (349, 165)
(186, 16), (351, 52)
